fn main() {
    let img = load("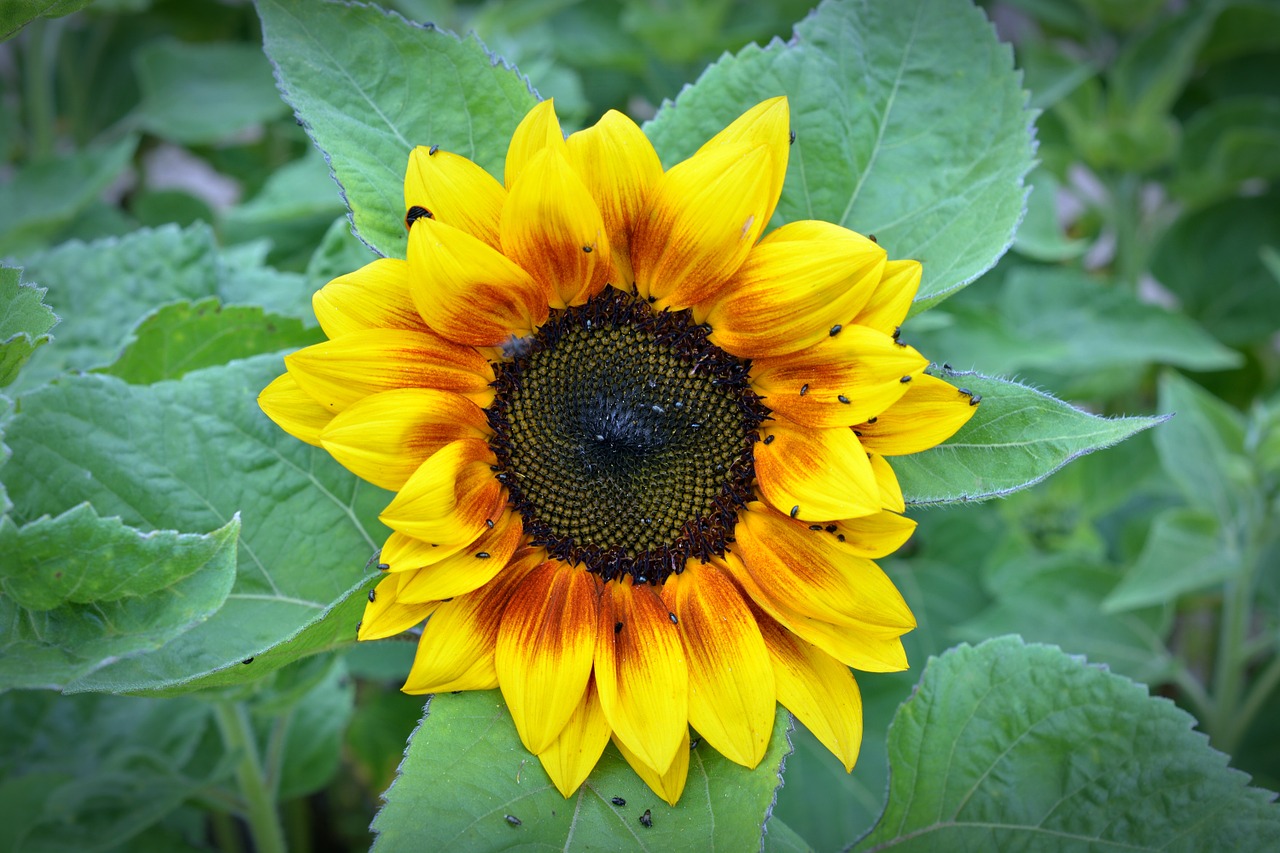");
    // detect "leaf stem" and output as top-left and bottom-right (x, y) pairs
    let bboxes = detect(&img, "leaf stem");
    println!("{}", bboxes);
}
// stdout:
(1209, 524), (1259, 754)
(1235, 648), (1280, 744)
(21, 18), (61, 160)
(215, 702), (288, 853)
